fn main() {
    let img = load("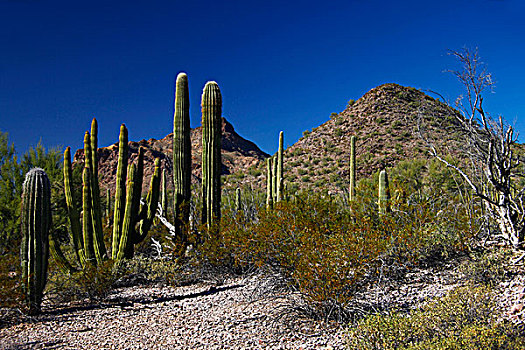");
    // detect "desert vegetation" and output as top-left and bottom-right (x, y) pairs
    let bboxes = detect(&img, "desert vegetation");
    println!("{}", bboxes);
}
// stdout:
(2, 50), (525, 348)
